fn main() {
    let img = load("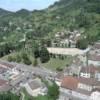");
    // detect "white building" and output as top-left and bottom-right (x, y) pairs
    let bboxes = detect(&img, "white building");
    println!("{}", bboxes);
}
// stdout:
(90, 91), (100, 100)
(22, 78), (47, 97)
(47, 48), (89, 56)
